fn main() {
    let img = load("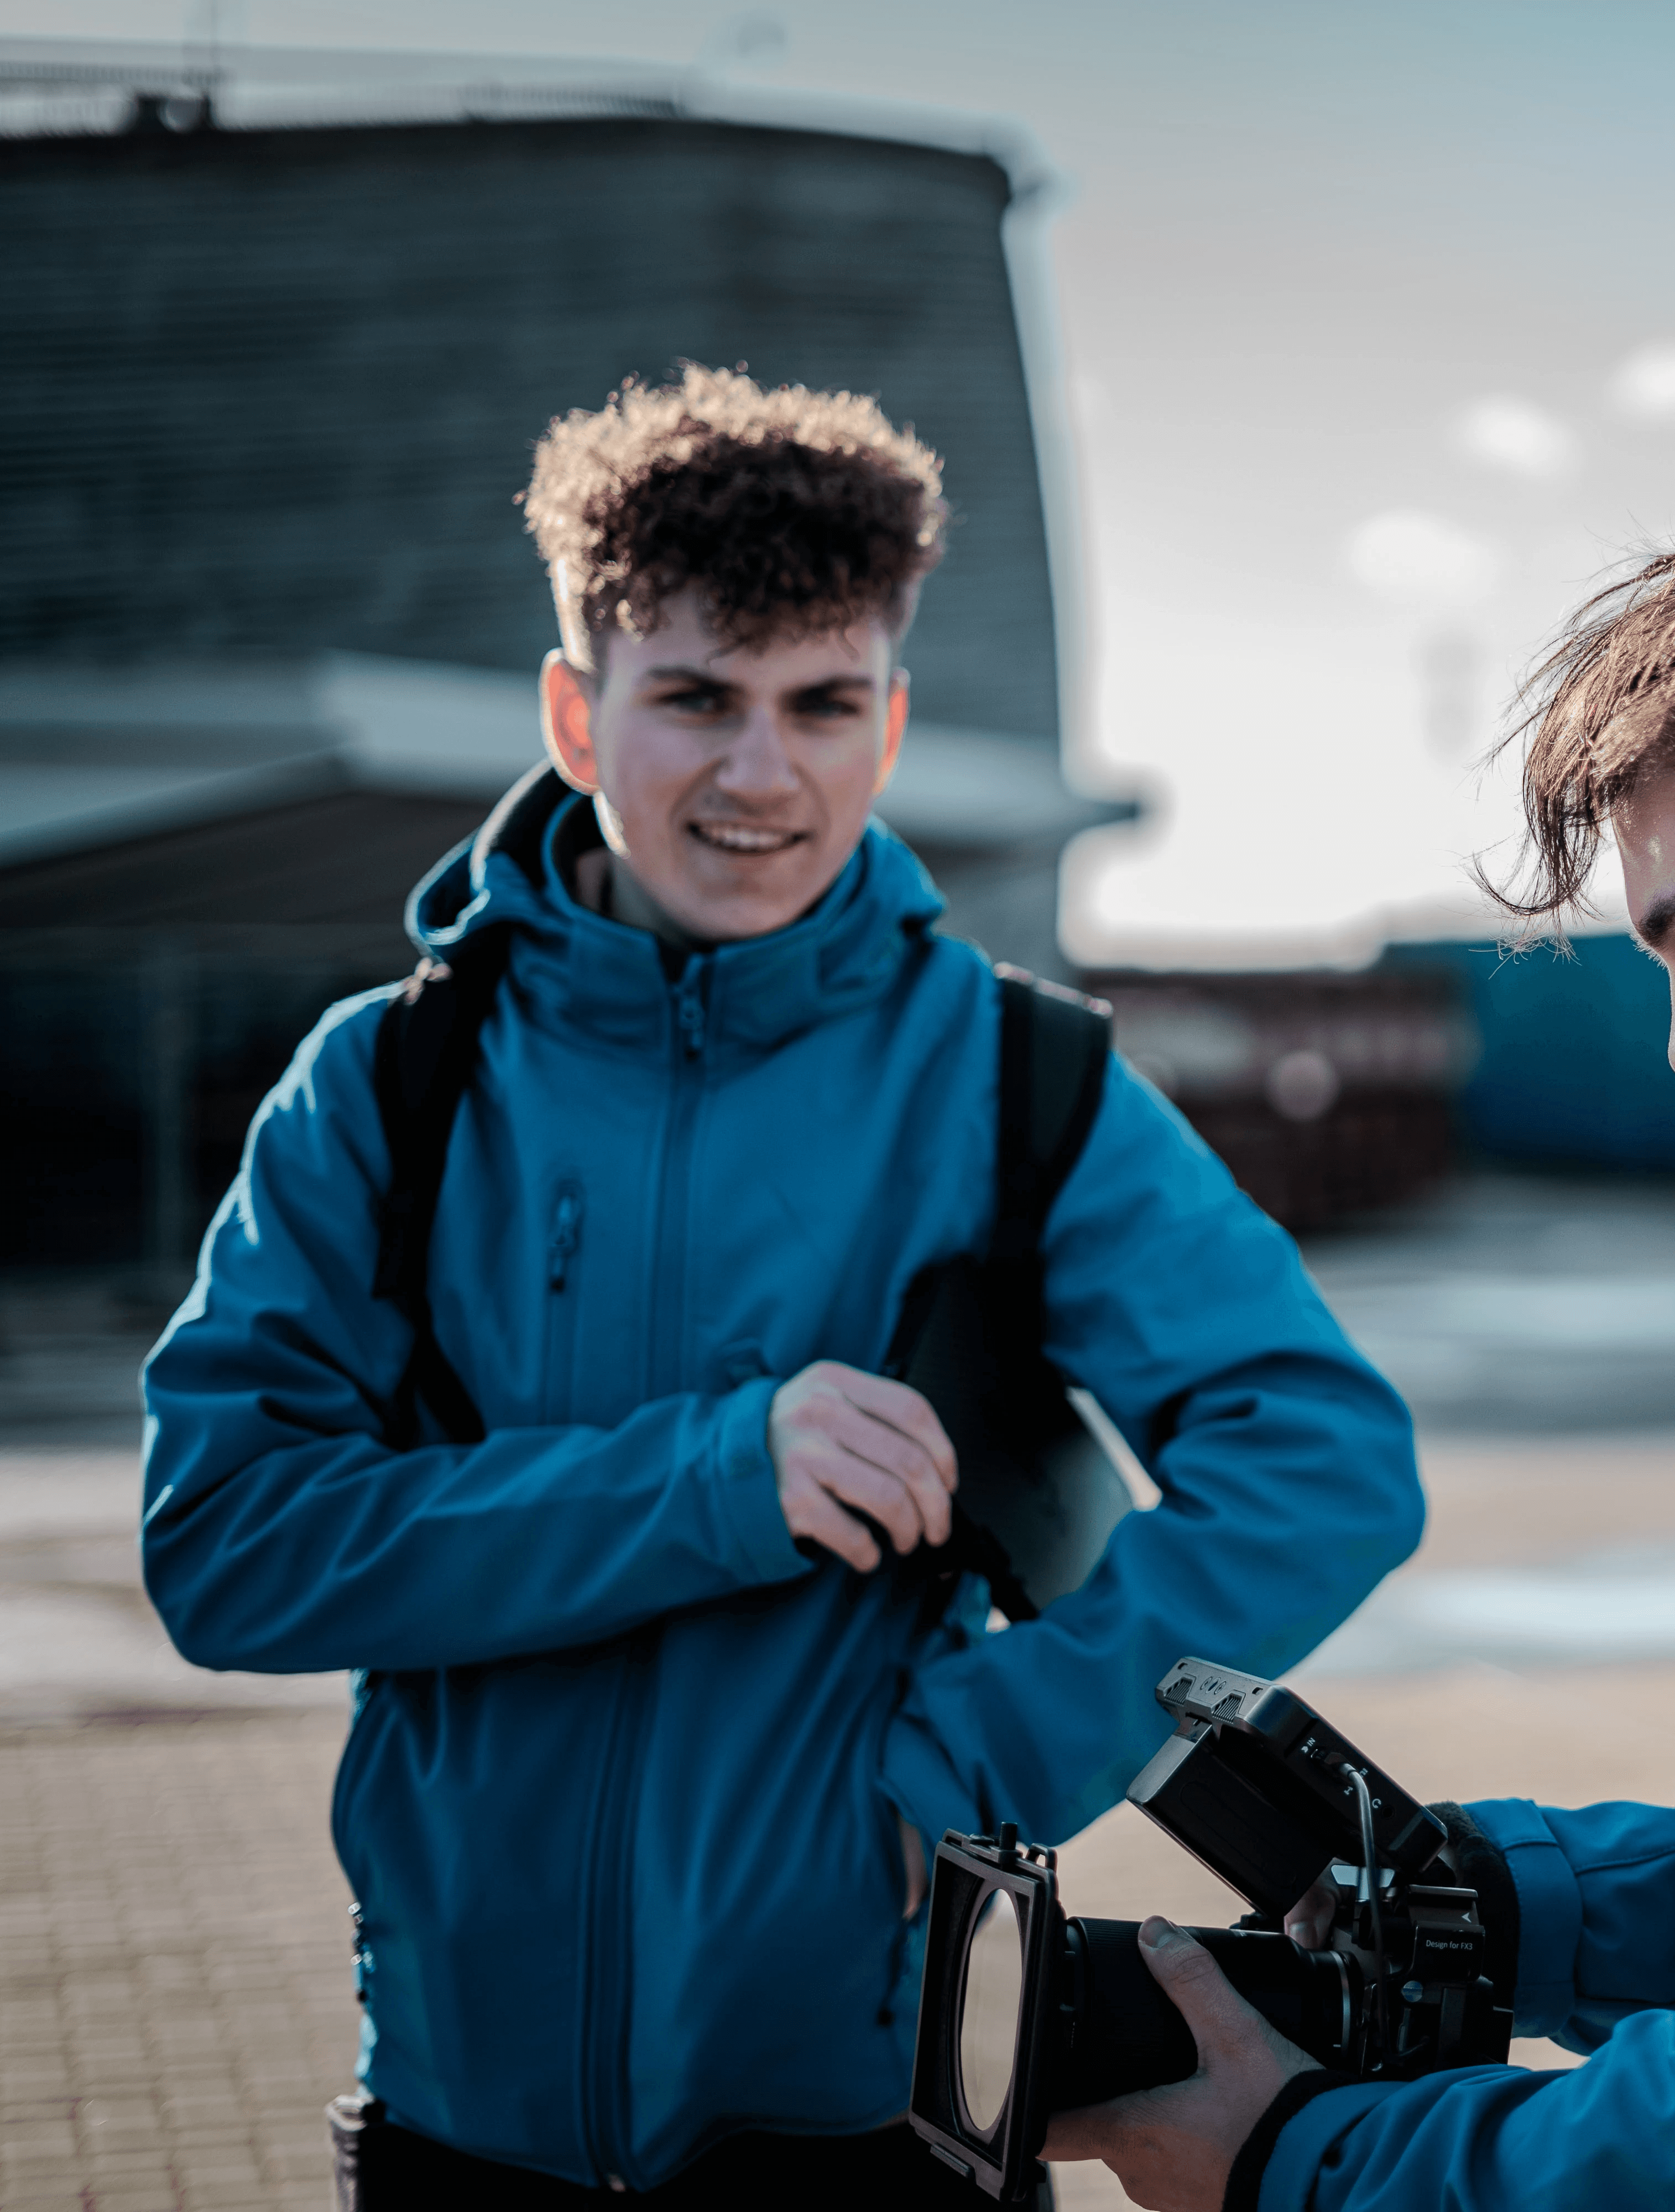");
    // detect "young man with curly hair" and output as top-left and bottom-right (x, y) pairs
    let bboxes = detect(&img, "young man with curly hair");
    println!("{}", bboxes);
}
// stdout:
(140, 368), (1421, 2208)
